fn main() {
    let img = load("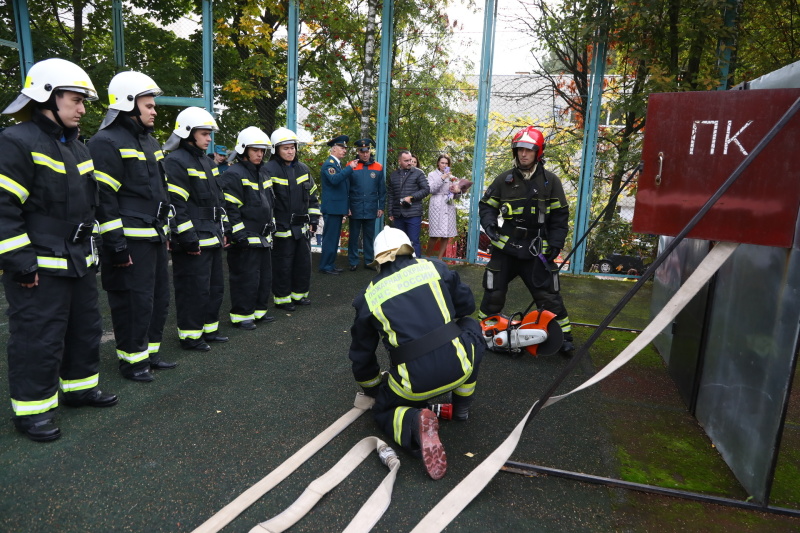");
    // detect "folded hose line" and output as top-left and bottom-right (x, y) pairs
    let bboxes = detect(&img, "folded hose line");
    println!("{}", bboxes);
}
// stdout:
(410, 241), (739, 533)
(251, 436), (400, 533)
(192, 393), (375, 533)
